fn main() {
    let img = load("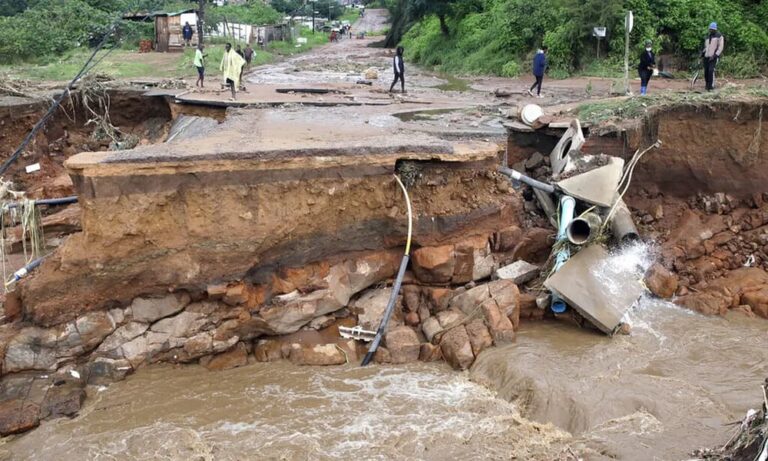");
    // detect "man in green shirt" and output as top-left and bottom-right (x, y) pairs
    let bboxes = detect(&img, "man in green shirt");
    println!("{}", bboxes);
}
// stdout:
(194, 44), (206, 88)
